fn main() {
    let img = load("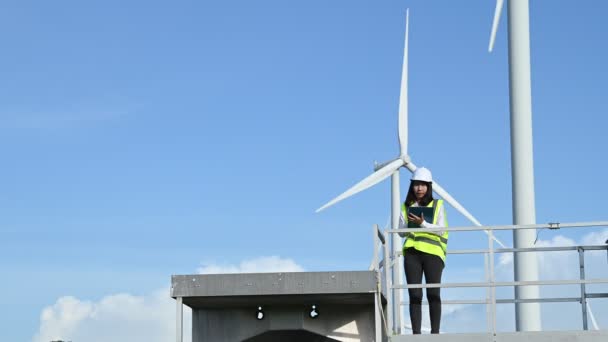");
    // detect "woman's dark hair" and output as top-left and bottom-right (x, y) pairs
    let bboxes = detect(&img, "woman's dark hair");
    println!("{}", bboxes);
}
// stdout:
(404, 181), (434, 207)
